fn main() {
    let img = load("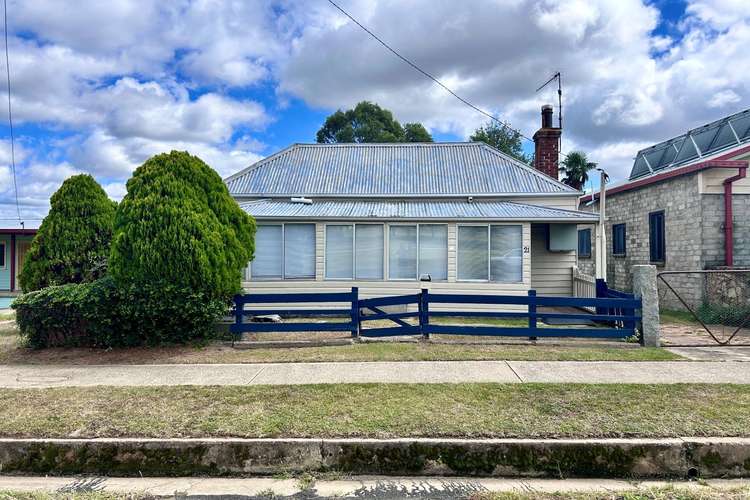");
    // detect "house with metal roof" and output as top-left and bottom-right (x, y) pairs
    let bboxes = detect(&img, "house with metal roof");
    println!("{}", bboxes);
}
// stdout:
(578, 108), (750, 309)
(226, 106), (598, 302)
